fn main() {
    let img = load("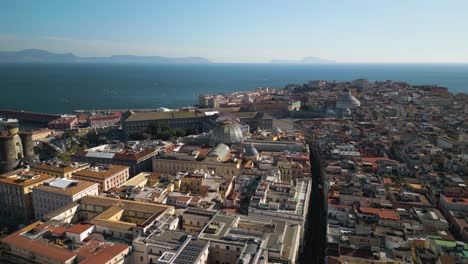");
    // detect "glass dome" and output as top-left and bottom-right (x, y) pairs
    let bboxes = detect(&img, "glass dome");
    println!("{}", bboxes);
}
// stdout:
(209, 120), (244, 146)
